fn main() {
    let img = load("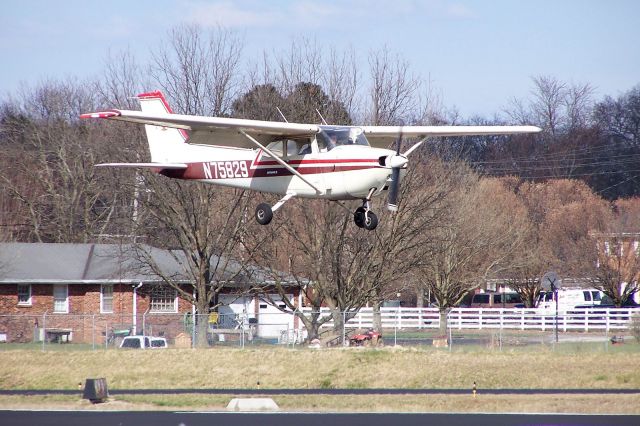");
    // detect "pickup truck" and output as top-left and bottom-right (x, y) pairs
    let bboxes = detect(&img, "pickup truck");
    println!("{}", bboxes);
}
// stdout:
(119, 335), (168, 349)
